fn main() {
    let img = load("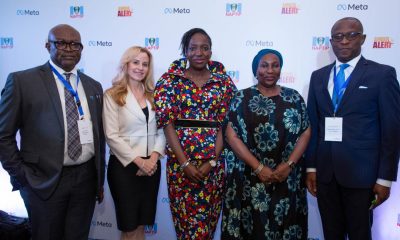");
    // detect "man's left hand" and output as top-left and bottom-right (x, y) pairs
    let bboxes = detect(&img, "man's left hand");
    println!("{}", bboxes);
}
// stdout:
(370, 183), (391, 209)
